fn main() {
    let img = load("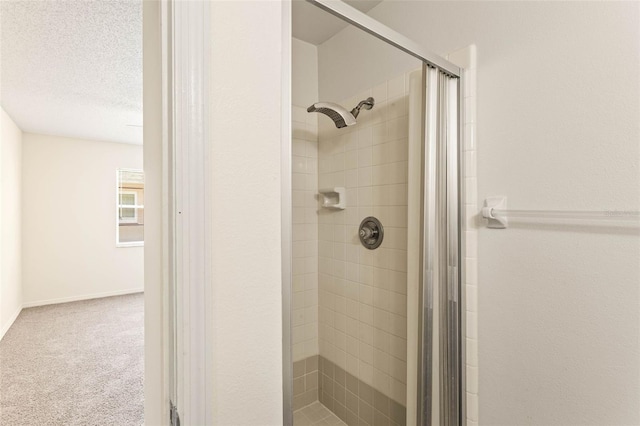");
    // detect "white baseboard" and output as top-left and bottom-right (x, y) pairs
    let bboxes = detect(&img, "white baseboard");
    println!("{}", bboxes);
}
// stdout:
(0, 305), (23, 341)
(22, 288), (144, 308)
